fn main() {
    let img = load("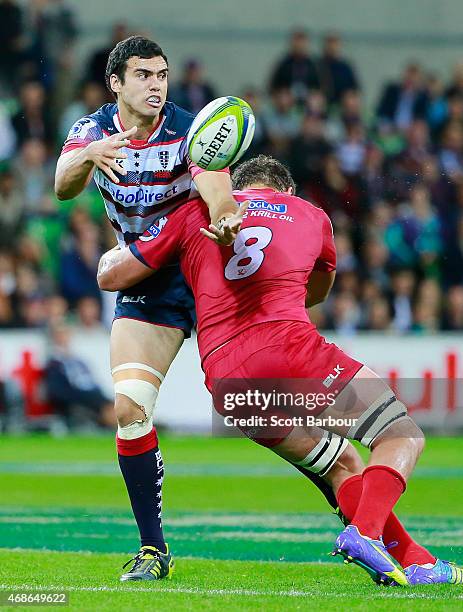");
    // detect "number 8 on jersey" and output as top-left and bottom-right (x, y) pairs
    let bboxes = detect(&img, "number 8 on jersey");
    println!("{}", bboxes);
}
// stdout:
(224, 226), (273, 280)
